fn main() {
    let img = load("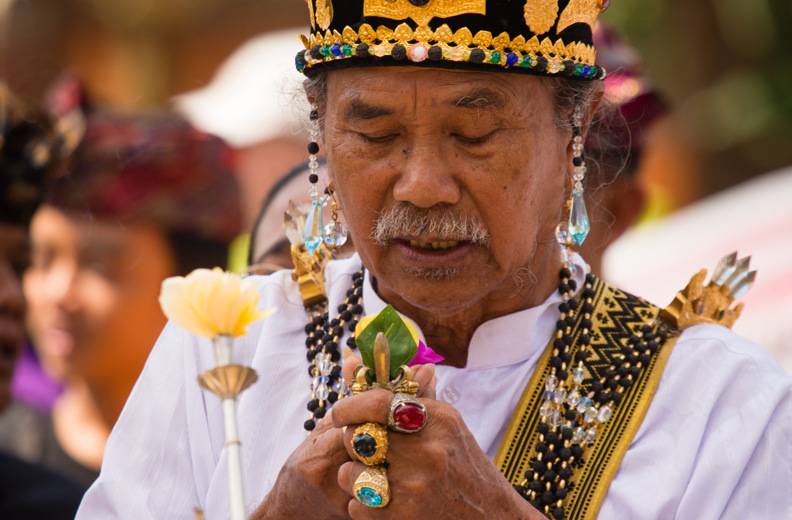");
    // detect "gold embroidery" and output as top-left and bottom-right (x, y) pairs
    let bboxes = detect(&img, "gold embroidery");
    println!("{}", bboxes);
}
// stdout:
(523, 0), (558, 35)
(556, 0), (599, 33)
(363, 0), (486, 27)
(342, 27), (358, 44)
(394, 23), (414, 44)
(305, 0), (315, 30)
(315, 0), (334, 31)
(306, 23), (597, 65)
(472, 30), (493, 49)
